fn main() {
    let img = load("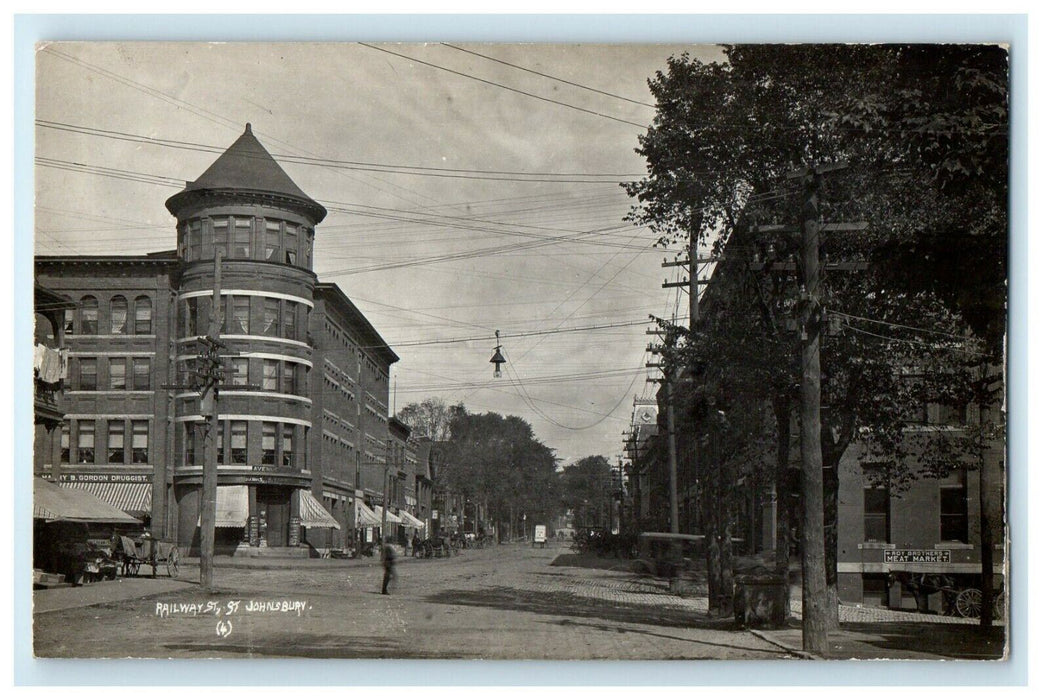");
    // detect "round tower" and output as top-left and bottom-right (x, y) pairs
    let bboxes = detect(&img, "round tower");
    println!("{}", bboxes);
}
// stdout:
(166, 124), (326, 553)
